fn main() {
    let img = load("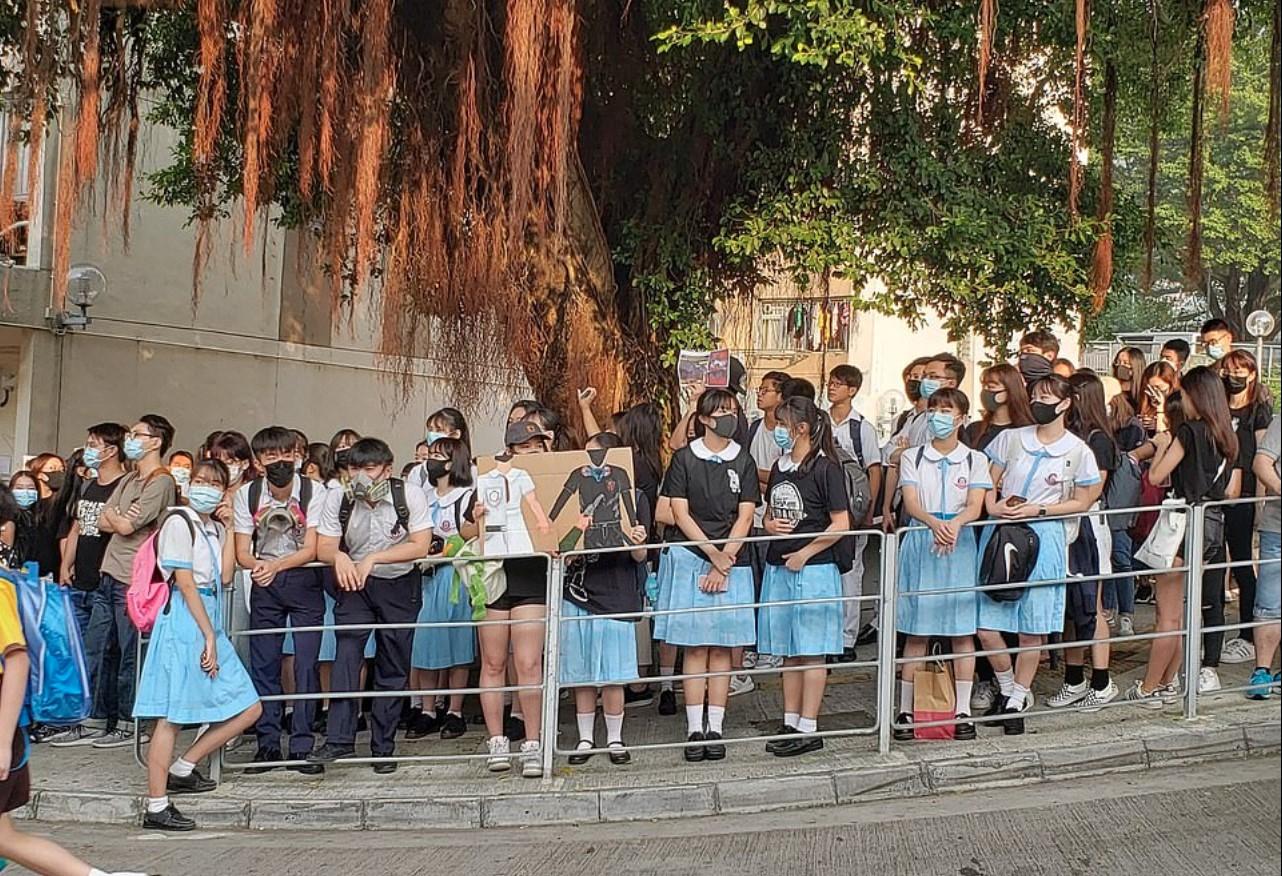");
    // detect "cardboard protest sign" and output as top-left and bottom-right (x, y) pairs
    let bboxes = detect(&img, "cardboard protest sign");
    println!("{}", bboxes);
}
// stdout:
(677, 348), (730, 389)
(474, 447), (637, 555)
